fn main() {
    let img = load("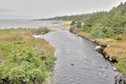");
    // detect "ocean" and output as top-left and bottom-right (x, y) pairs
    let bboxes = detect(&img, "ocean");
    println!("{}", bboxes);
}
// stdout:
(0, 19), (71, 30)
(0, 19), (56, 29)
